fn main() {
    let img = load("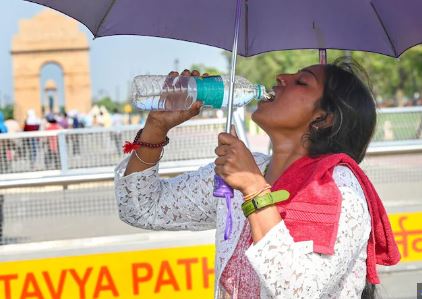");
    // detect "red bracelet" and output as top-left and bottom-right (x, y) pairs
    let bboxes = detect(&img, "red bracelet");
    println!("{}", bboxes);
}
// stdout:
(122, 129), (170, 154)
